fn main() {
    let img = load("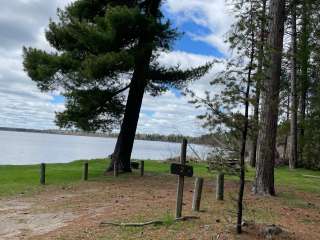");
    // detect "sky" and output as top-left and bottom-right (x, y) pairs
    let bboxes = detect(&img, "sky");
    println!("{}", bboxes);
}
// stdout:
(0, 0), (234, 136)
